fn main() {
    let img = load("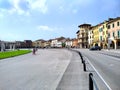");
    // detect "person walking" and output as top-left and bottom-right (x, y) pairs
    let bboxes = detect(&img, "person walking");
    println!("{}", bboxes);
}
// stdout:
(32, 48), (36, 55)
